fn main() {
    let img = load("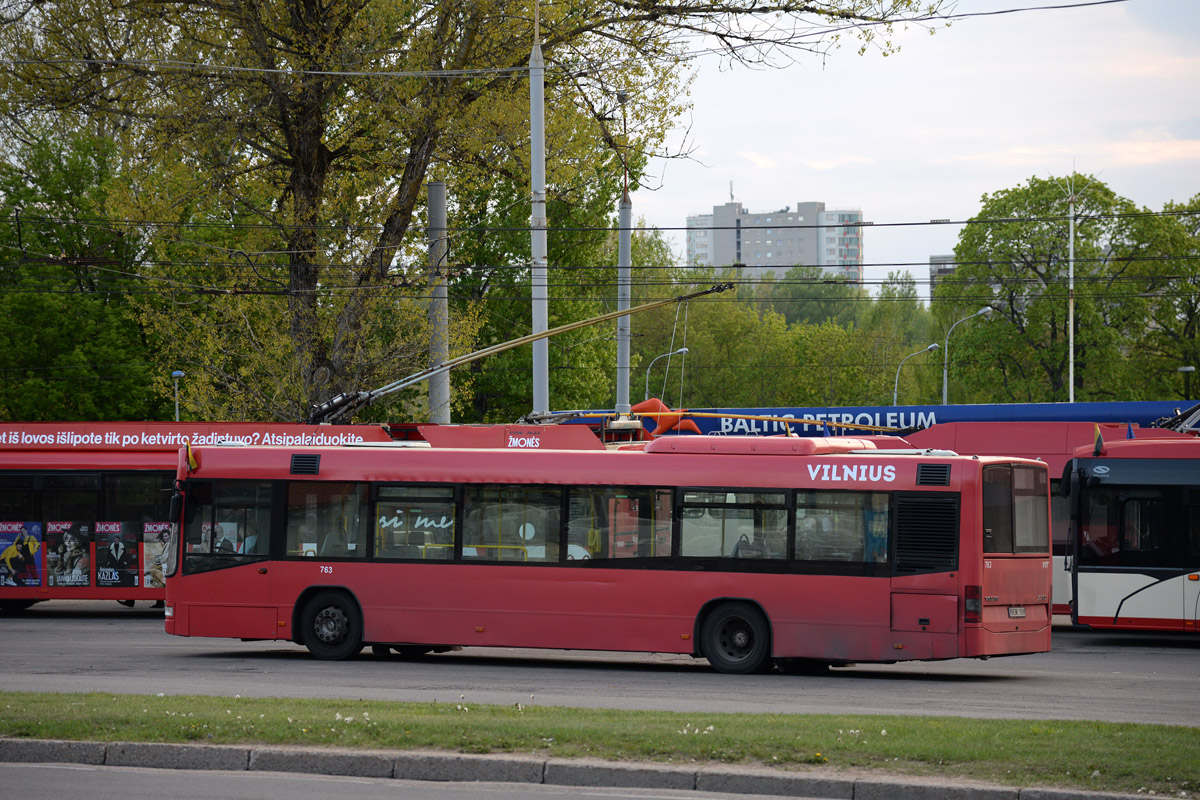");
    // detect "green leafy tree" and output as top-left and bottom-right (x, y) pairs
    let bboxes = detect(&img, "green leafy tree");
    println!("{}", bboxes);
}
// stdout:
(0, 0), (947, 422)
(0, 133), (163, 420)
(1125, 194), (1200, 399)
(864, 271), (938, 405)
(760, 265), (867, 328)
(941, 174), (1147, 404)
